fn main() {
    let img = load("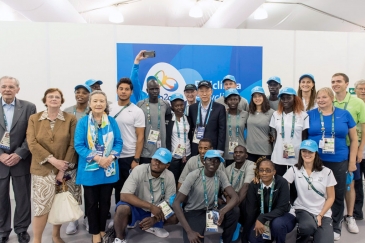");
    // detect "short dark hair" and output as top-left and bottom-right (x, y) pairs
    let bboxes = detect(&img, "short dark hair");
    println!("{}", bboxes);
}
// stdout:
(234, 145), (247, 153)
(332, 73), (349, 83)
(117, 77), (133, 90)
(199, 138), (213, 148)
(248, 93), (271, 114)
(295, 150), (323, 172)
